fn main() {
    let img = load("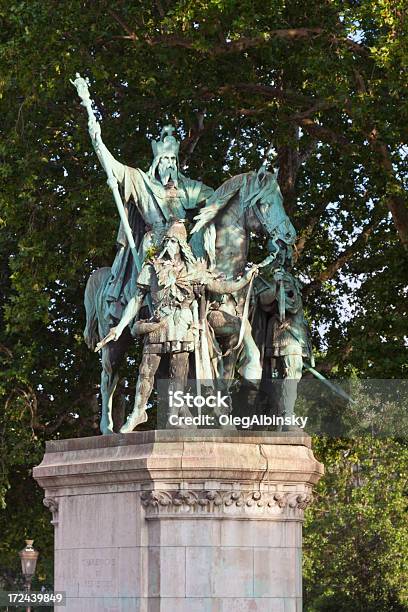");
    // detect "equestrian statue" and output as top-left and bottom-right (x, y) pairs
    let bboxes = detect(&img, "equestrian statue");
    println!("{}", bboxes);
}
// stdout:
(72, 74), (326, 434)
